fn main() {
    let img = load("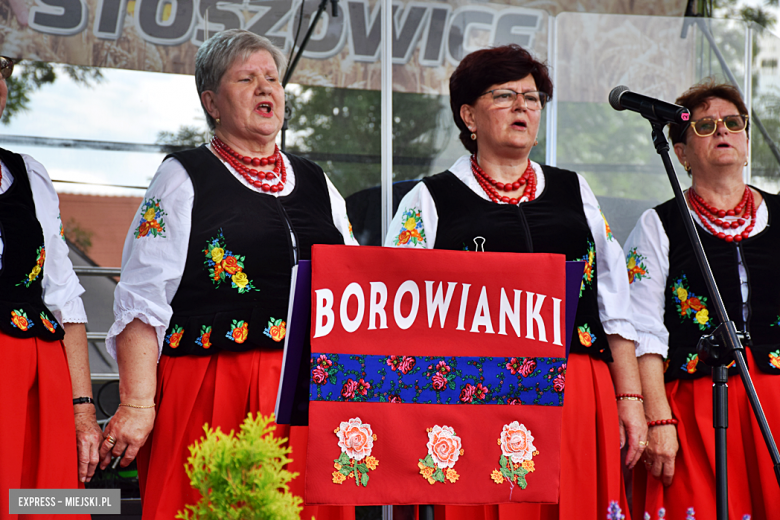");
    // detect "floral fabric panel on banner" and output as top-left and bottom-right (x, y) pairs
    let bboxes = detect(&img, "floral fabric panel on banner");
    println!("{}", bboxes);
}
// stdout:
(303, 245), (571, 506)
